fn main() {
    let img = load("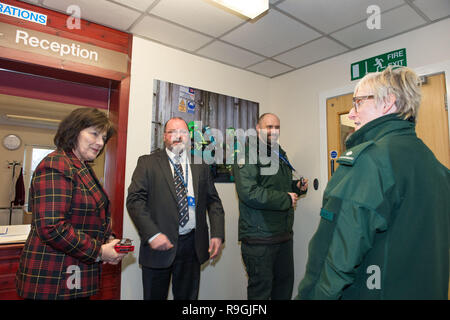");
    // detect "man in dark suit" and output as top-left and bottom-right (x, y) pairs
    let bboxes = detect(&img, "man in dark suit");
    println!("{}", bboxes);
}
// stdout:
(127, 117), (225, 300)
